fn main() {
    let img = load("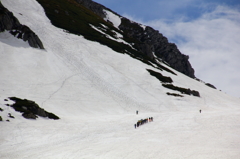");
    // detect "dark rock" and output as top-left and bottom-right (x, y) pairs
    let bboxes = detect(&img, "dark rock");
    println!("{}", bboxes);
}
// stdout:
(65, 11), (69, 15)
(0, 2), (44, 49)
(48, 112), (60, 120)
(8, 97), (60, 120)
(186, 88), (191, 95)
(37, 108), (48, 117)
(75, 0), (111, 19)
(166, 92), (183, 97)
(0, 116), (2, 121)
(22, 112), (38, 119)
(8, 113), (15, 118)
(162, 84), (200, 97)
(0, 107), (3, 111)
(147, 69), (173, 83)
(206, 83), (217, 89)
(191, 90), (200, 97)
